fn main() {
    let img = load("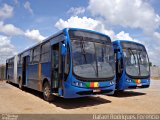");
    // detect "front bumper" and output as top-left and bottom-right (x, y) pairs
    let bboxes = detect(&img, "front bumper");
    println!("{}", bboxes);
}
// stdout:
(124, 79), (150, 89)
(62, 83), (115, 98)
